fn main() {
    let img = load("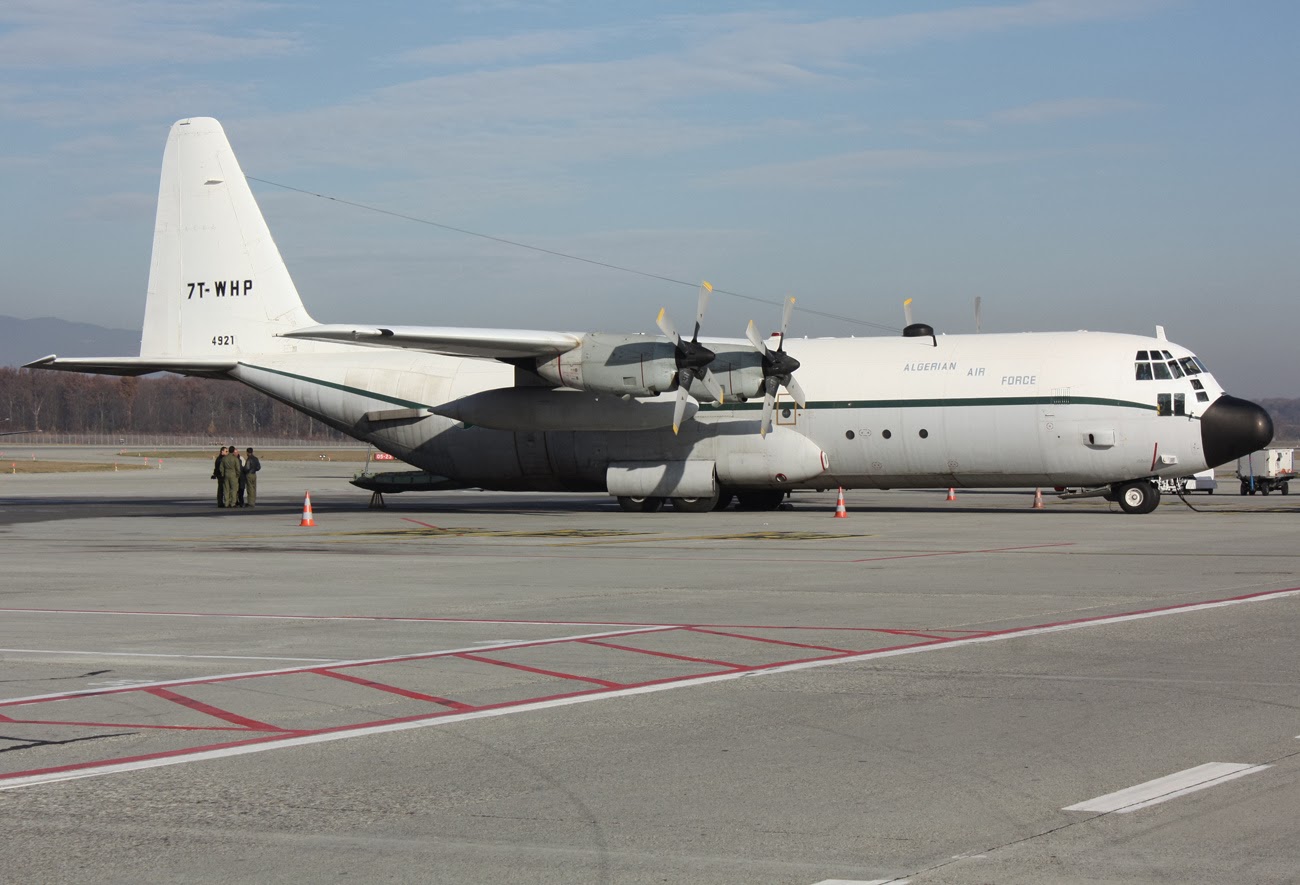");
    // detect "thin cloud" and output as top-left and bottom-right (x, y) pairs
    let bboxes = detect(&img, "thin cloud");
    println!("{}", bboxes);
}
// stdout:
(0, 0), (300, 69)
(396, 29), (604, 67)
